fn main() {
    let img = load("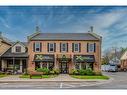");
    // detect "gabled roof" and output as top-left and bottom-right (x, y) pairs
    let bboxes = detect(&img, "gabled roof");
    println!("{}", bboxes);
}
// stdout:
(11, 41), (27, 48)
(1, 41), (28, 58)
(121, 50), (127, 60)
(0, 34), (12, 45)
(28, 32), (101, 41)
(1, 48), (28, 58)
